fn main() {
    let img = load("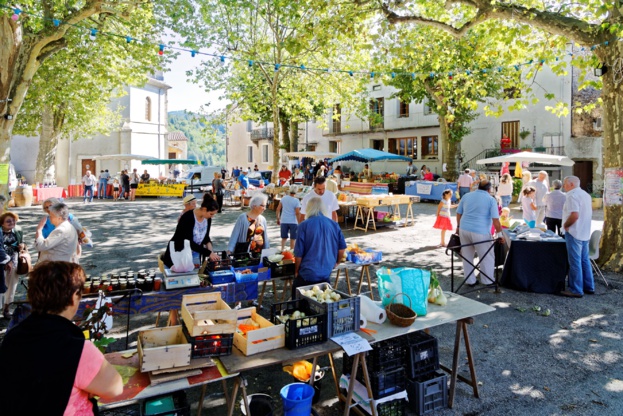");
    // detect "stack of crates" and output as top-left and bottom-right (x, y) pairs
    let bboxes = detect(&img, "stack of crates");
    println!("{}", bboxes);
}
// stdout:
(404, 331), (448, 415)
